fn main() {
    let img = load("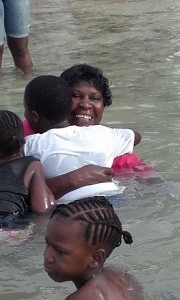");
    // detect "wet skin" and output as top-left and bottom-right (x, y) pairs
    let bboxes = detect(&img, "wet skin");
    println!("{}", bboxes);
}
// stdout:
(69, 81), (105, 126)
(44, 215), (95, 287)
